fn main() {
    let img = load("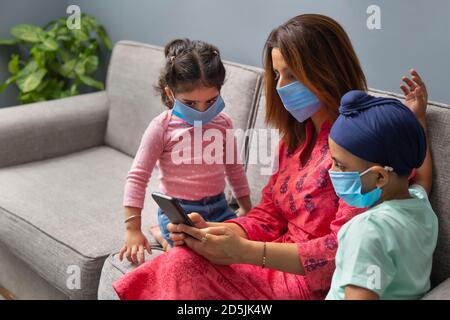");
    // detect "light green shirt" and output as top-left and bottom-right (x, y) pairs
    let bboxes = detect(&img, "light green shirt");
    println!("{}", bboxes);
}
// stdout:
(326, 184), (438, 300)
